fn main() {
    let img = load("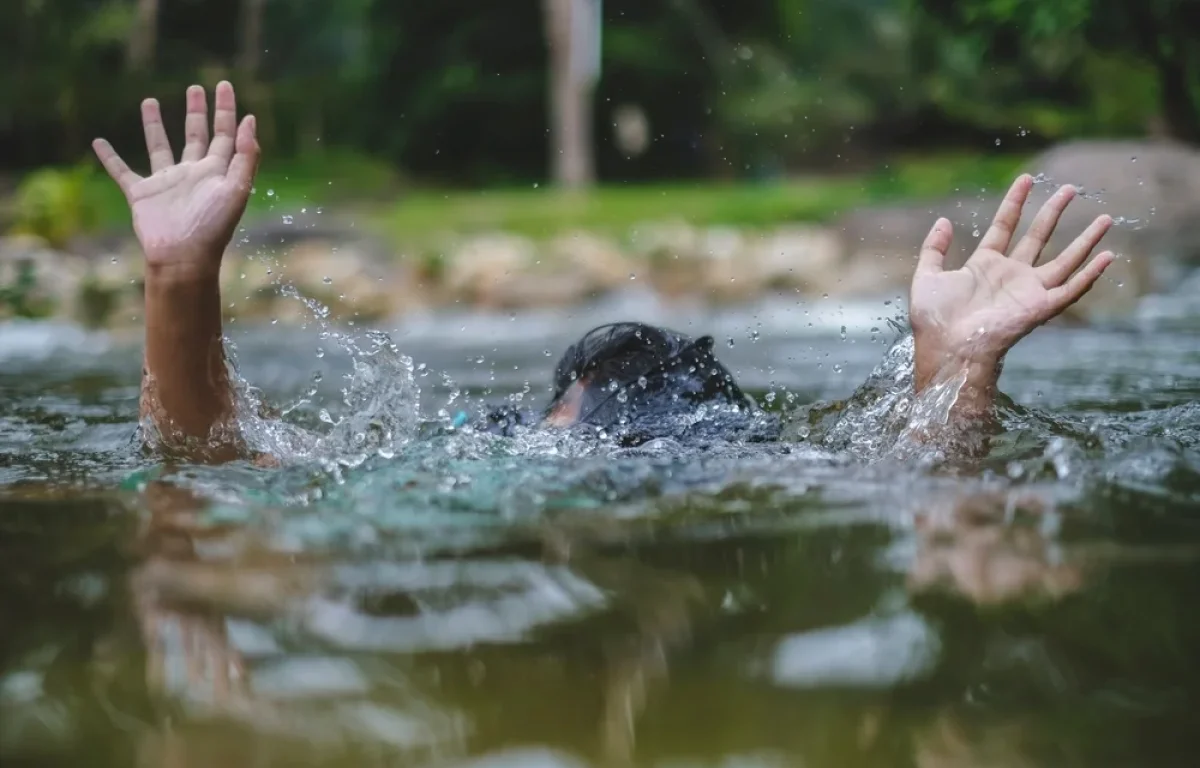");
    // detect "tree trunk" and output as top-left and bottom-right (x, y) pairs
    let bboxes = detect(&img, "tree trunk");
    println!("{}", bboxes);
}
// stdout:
(238, 0), (268, 77)
(543, 0), (596, 189)
(126, 0), (159, 71)
(1156, 55), (1200, 143)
